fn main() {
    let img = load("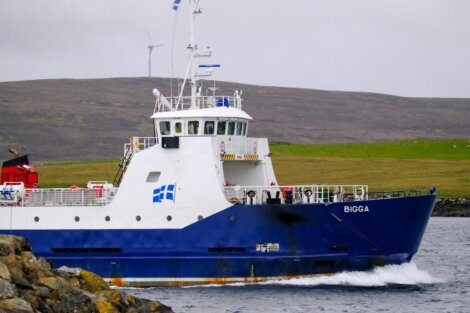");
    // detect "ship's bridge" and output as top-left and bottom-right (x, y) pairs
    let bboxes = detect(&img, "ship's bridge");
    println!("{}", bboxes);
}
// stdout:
(151, 106), (252, 139)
